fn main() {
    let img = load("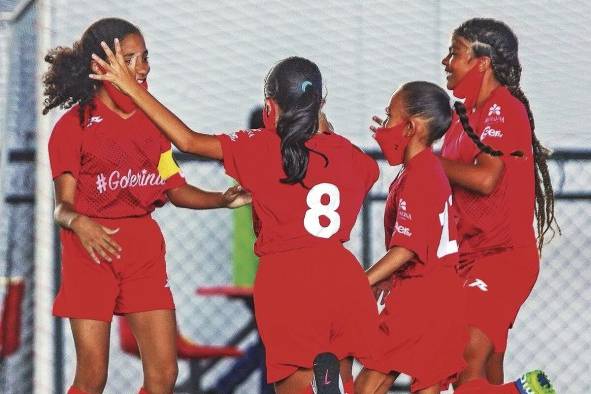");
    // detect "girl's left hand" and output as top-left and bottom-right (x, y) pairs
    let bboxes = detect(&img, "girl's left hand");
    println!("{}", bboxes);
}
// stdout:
(223, 185), (252, 209)
(89, 38), (140, 96)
